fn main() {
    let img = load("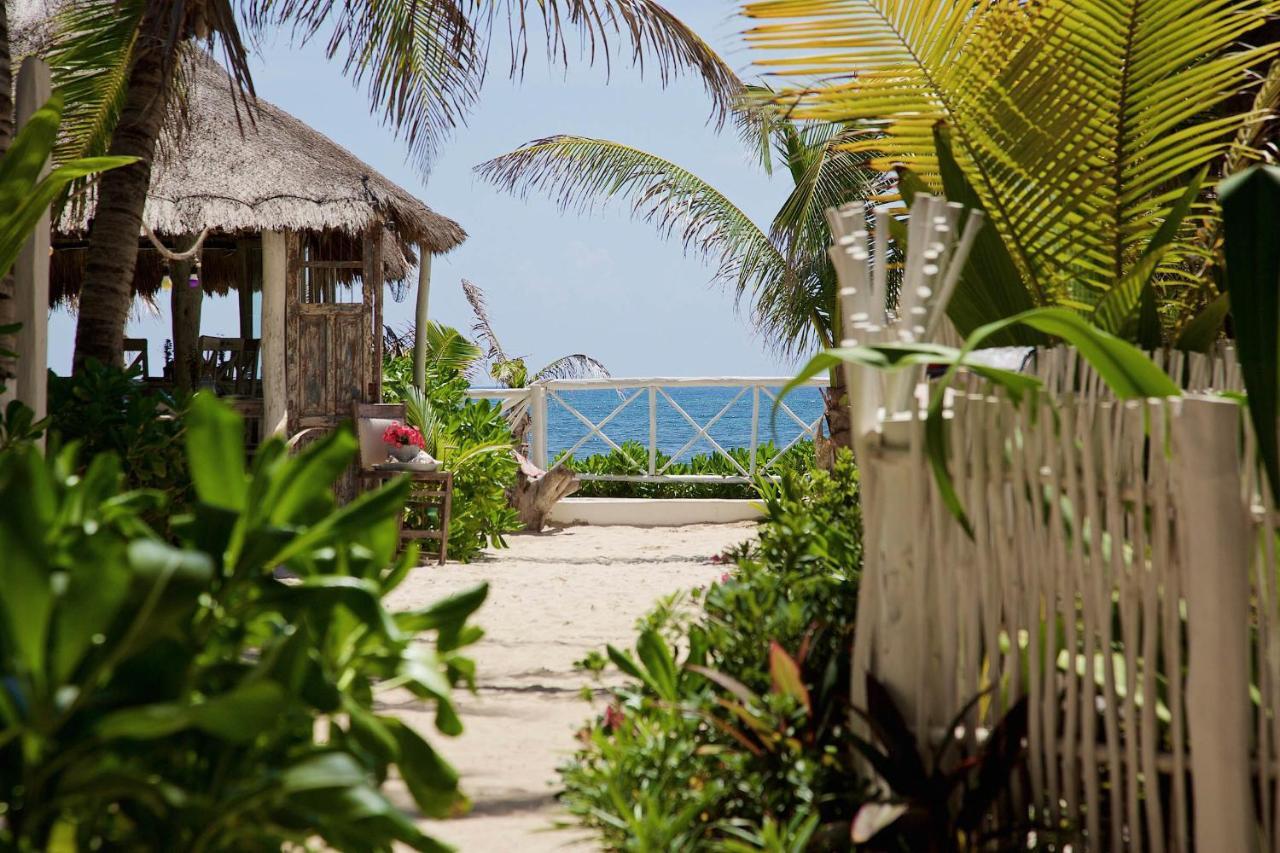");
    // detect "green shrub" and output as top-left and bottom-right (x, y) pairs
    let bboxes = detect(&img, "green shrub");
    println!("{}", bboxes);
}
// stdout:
(0, 394), (484, 851)
(47, 359), (191, 511)
(383, 352), (521, 562)
(559, 449), (865, 848)
(558, 440), (816, 499)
